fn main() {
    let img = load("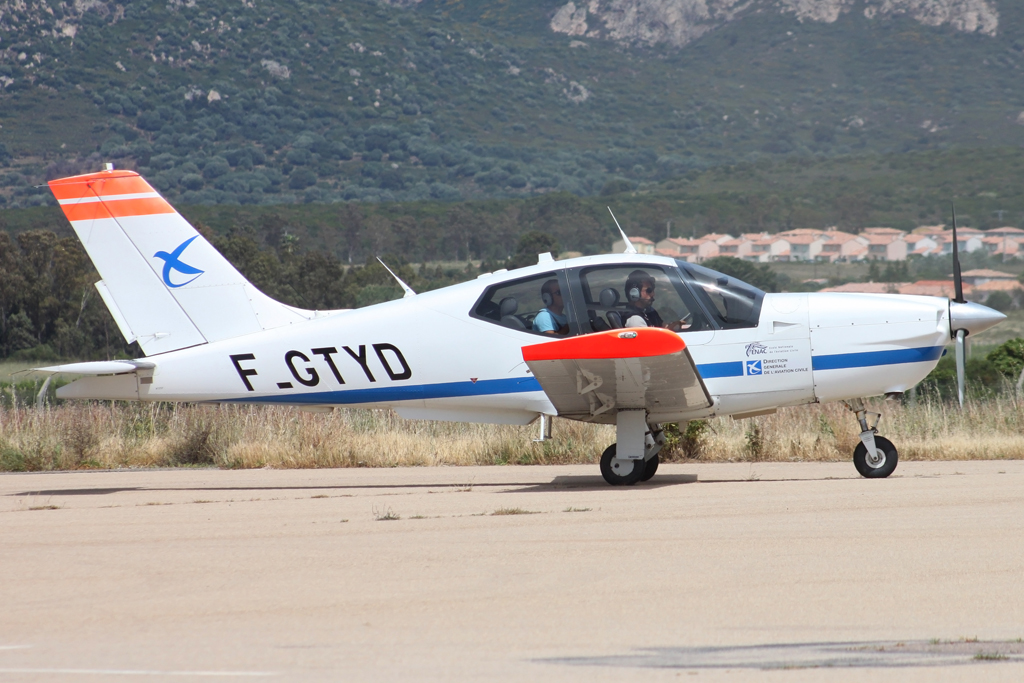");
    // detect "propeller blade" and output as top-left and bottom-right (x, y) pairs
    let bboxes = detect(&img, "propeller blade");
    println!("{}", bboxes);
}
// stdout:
(951, 204), (966, 304)
(955, 328), (966, 408)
